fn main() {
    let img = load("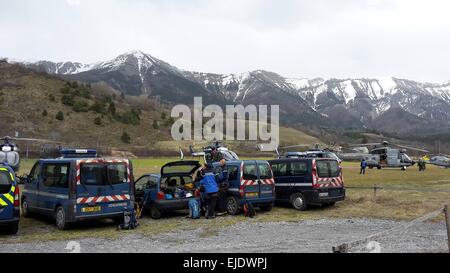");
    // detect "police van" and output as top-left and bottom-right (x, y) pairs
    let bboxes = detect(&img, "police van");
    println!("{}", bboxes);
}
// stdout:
(215, 160), (275, 215)
(0, 163), (20, 234)
(269, 158), (345, 210)
(21, 149), (134, 230)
